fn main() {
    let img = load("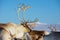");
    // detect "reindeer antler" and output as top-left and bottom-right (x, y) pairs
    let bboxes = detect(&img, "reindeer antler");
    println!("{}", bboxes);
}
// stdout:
(16, 4), (23, 22)
(16, 2), (31, 23)
(22, 4), (31, 22)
